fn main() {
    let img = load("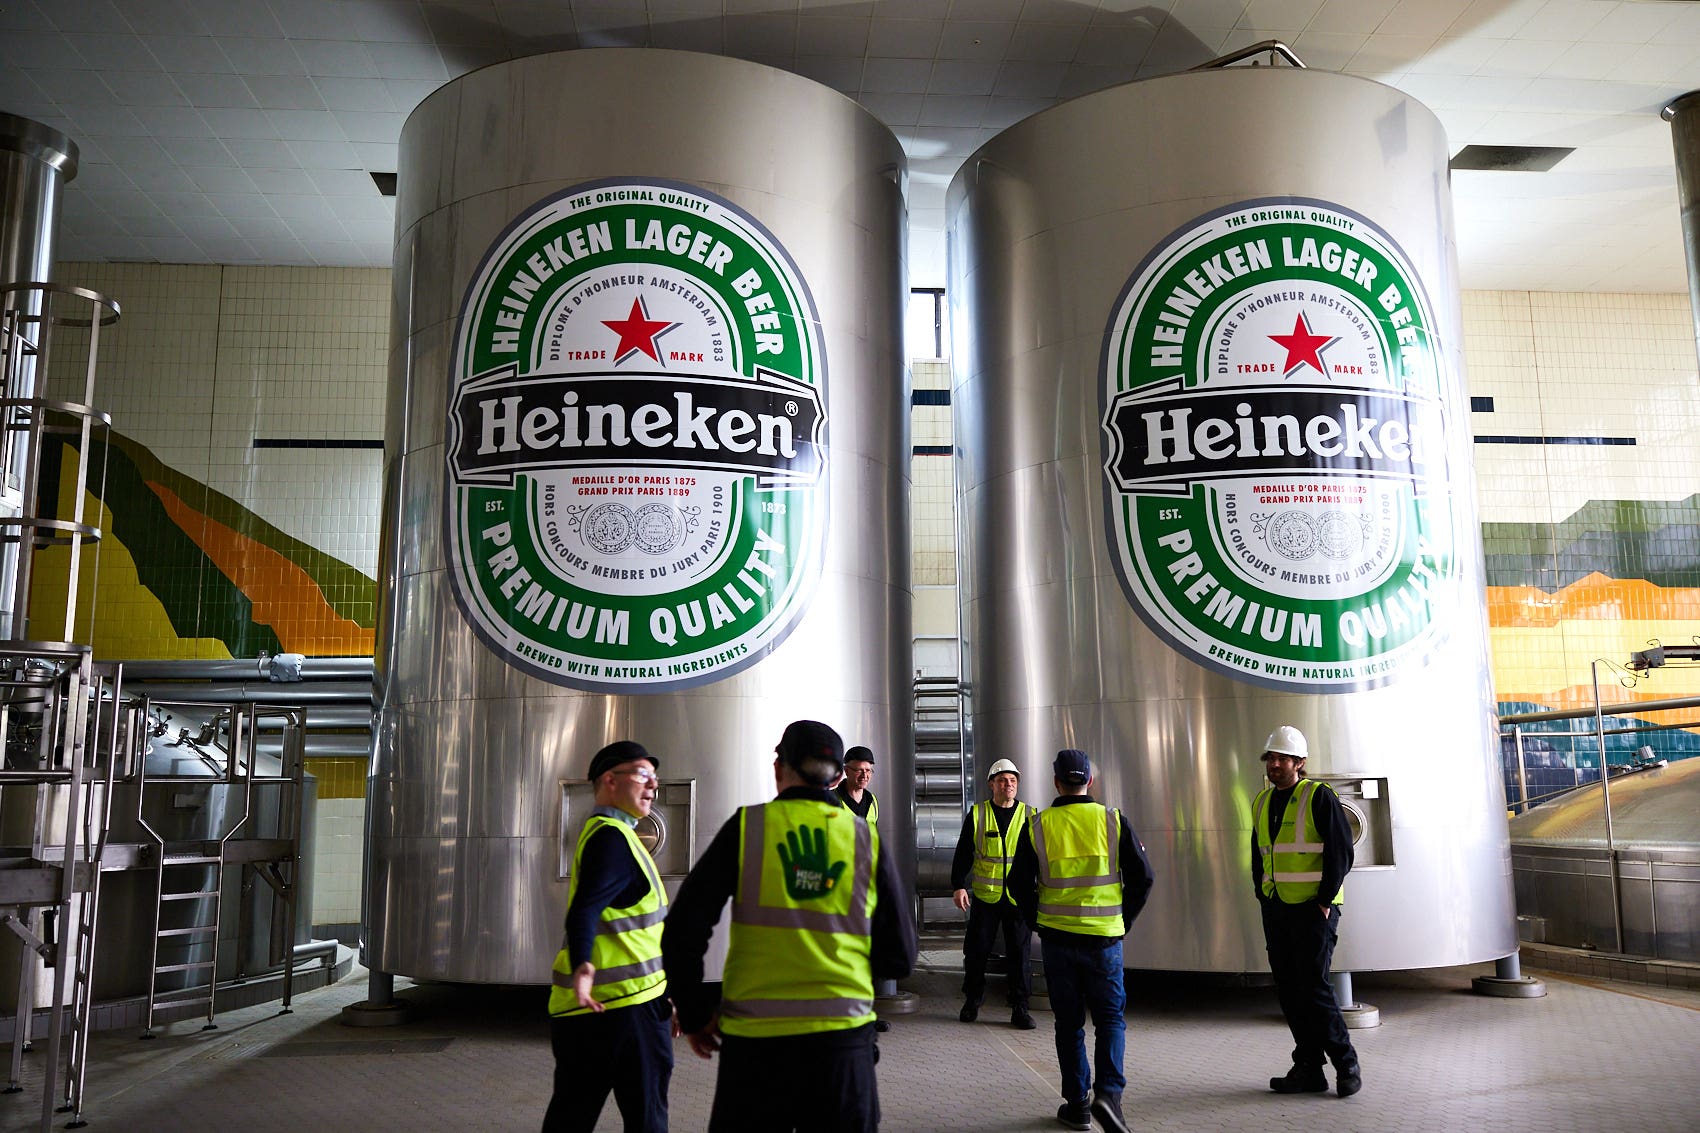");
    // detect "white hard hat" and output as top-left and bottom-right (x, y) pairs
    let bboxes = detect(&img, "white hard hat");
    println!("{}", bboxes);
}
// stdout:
(1261, 725), (1308, 760)
(986, 758), (1020, 779)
